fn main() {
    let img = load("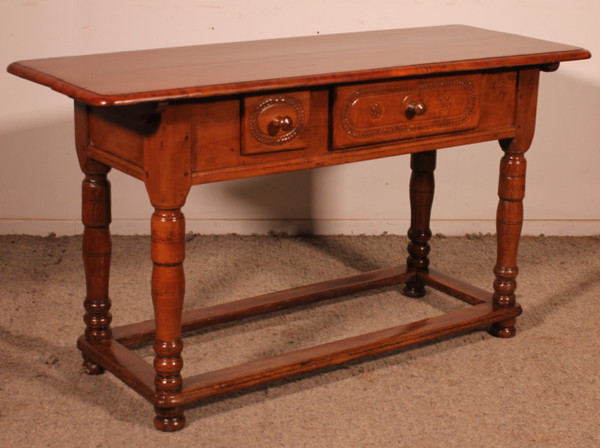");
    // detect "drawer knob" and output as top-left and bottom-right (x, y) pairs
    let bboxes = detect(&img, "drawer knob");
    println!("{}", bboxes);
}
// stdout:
(405, 100), (427, 118)
(268, 115), (294, 136)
